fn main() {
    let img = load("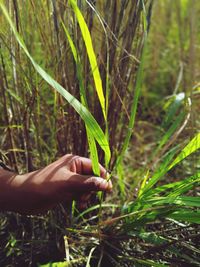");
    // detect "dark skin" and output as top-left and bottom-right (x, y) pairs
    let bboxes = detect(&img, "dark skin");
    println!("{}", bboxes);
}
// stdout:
(0, 154), (112, 214)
